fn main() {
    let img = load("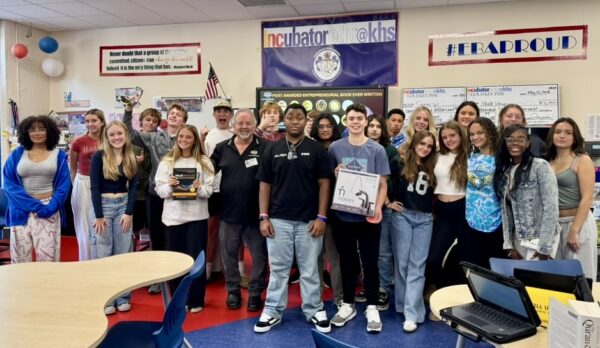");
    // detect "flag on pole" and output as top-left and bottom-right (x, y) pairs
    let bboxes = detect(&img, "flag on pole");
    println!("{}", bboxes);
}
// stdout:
(204, 64), (220, 100)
